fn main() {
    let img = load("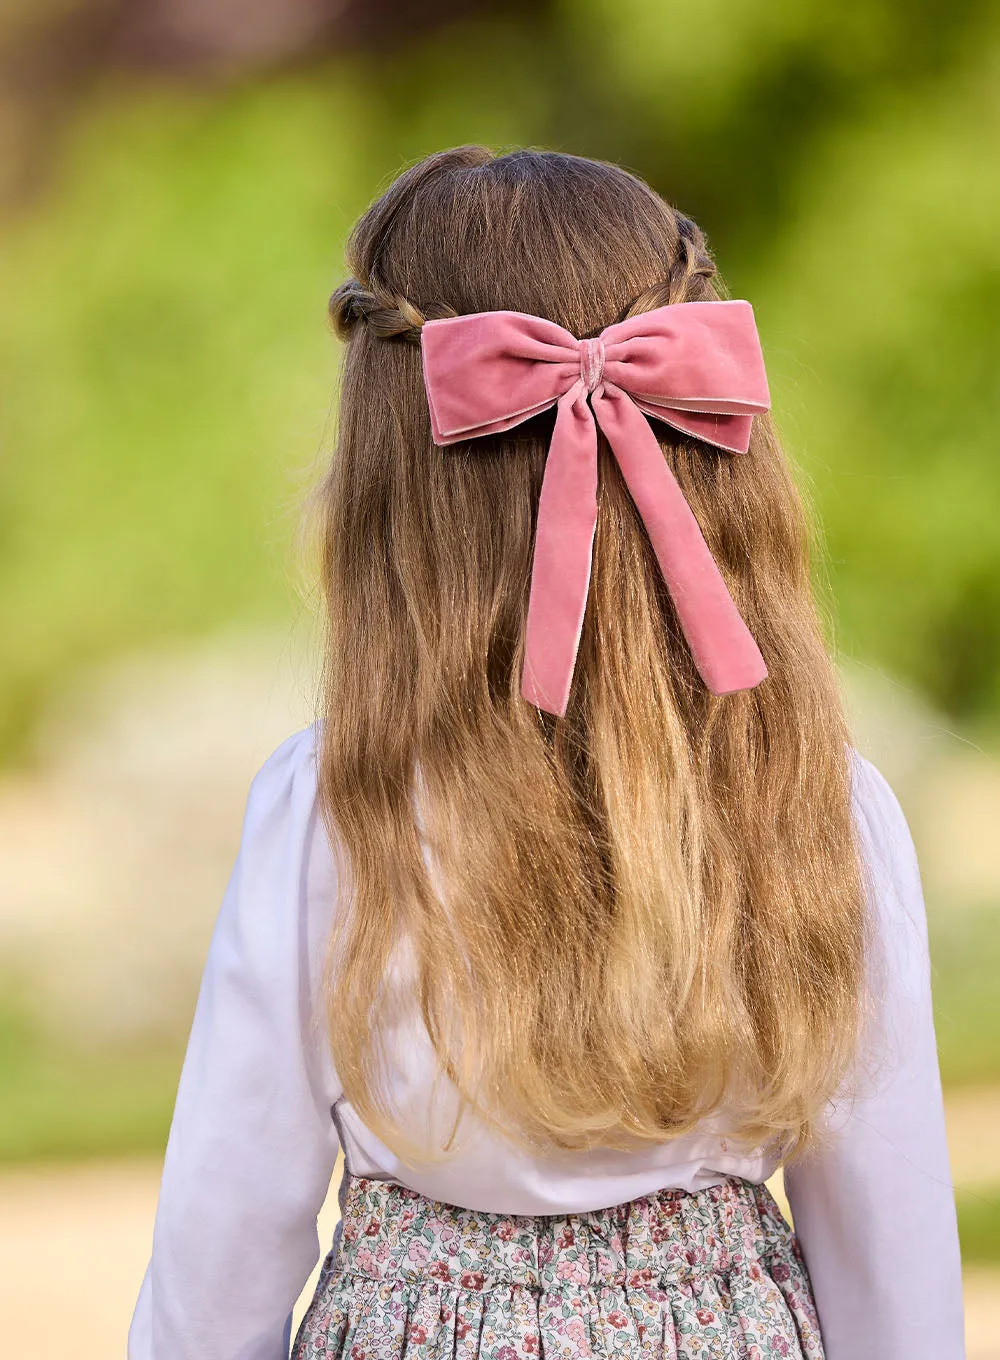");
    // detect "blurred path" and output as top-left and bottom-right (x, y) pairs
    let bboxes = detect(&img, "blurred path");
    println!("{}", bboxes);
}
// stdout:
(2, 1090), (998, 1359)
